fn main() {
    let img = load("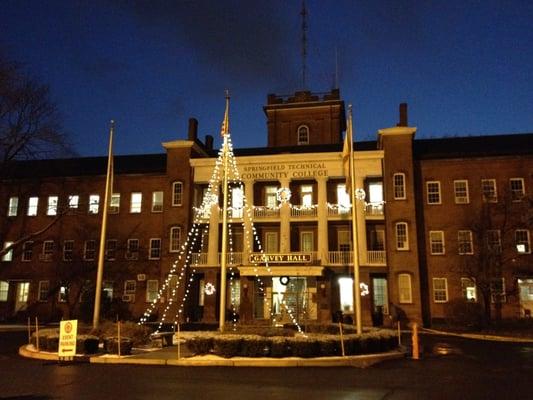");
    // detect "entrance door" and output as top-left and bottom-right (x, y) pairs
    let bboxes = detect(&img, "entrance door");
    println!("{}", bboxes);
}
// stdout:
(15, 282), (30, 313)
(518, 279), (533, 317)
(272, 277), (308, 325)
(372, 277), (388, 319)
